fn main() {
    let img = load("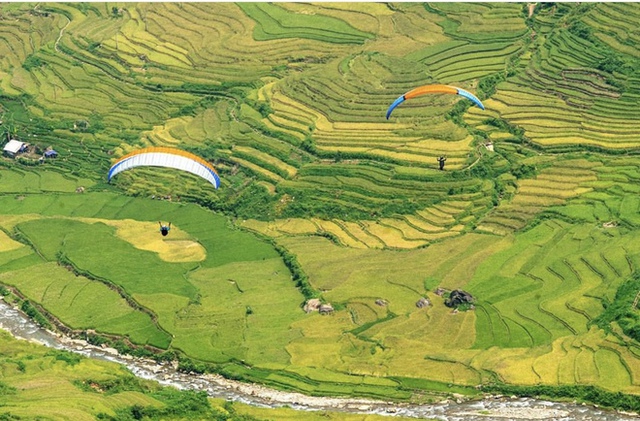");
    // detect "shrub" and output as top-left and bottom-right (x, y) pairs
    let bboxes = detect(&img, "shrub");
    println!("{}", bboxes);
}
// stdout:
(20, 300), (52, 329)
(511, 163), (537, 179)
(22, 54), (43, 71)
